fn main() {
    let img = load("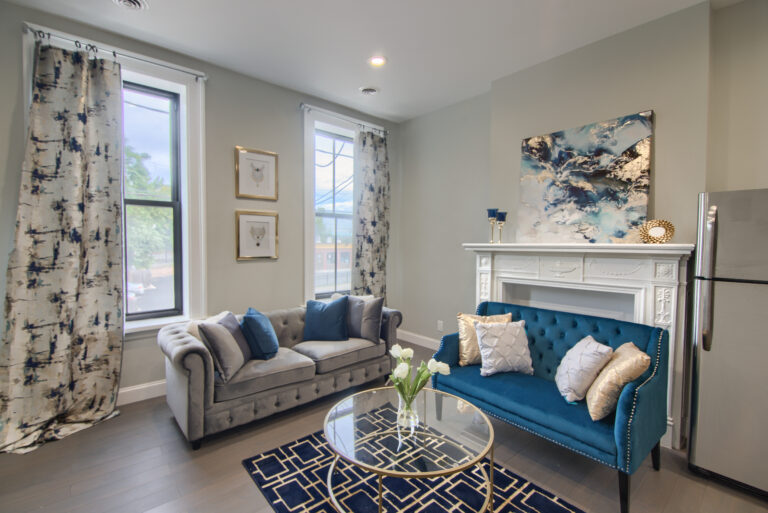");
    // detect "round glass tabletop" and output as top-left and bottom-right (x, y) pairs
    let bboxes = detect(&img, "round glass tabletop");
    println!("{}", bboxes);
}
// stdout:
(323, 387), (493, 478)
